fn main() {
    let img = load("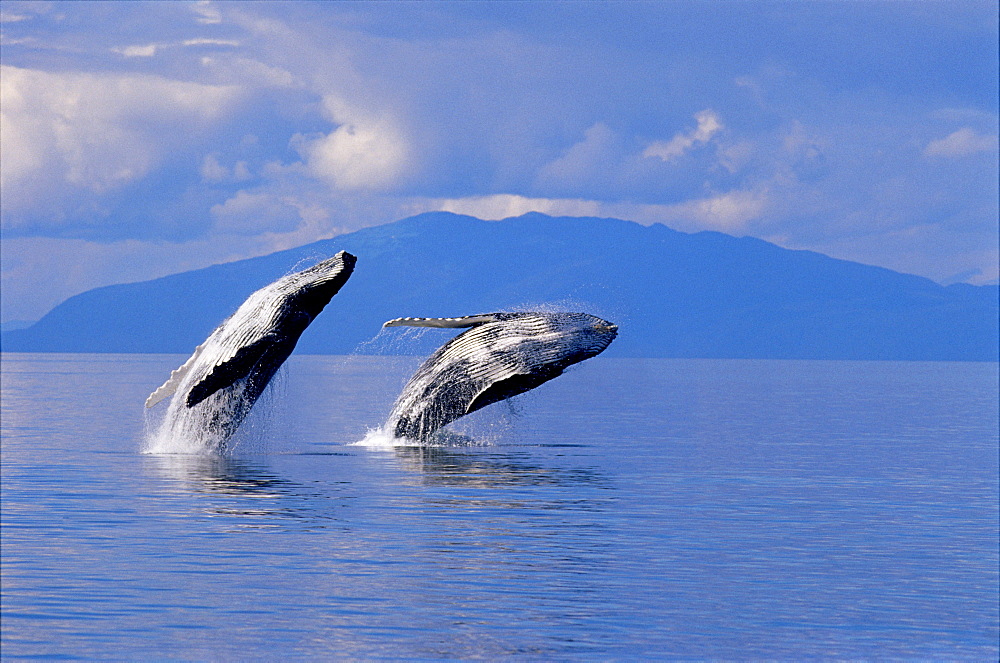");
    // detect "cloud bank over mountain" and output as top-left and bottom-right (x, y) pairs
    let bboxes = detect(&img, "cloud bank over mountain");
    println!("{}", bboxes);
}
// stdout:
(1, 1), (997, 323)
